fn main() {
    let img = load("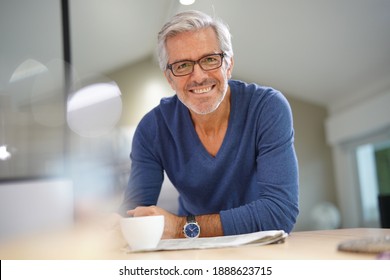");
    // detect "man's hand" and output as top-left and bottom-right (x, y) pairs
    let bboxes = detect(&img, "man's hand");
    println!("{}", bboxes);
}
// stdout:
(127, 206), (185, 239)
(127, 206), (224, 238)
